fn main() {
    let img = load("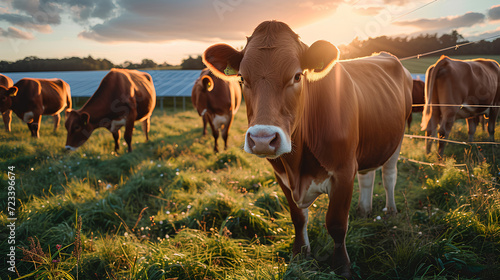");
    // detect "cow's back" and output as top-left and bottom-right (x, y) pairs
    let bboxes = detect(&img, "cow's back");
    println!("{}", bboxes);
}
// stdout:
(37, 79), (71, 115)
(83, 69), (155, 121)
(123, 69), (156, 121)
(340, 53), (412, 170)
